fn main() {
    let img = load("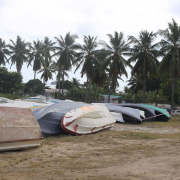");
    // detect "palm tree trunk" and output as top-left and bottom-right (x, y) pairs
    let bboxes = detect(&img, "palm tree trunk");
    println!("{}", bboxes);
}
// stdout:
(93, 85), (97, 103)
(85, 75), (89, 103)
(87, 79), (90, 102)
(171, 74), (175, 110)
(62, 68), (65, 100)
(108, 78), (113, 103)
(43, 78), (45, 96)
(32, 71), (36, 96)
(142, 77), (146, 103)
(58, 77), (61, 100)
